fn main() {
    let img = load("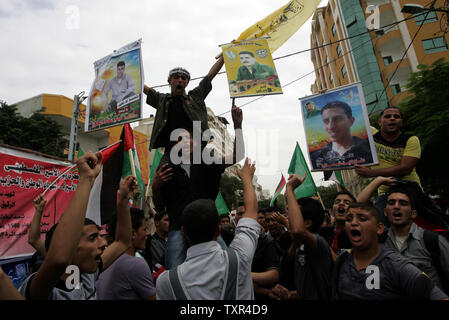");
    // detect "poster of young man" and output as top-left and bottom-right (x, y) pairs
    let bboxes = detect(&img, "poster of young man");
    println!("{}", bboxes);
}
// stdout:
(85, 39), (143, 132)
(221, 38), (282, 98)
(299, 83), (378, 171)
